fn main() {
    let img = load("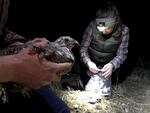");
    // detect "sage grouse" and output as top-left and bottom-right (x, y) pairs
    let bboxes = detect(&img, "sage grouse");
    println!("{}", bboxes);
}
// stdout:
(0, 36), (79, 103)
(0, 36), (79, 64)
